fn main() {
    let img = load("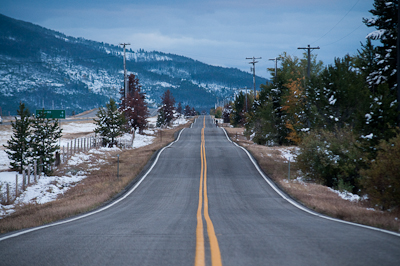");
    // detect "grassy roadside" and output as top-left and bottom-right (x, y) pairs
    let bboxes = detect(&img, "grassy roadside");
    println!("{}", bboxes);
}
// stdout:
(223, 126), (400, 233)
(2, 120), (399, 234)
(0, 122), (191, 234)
